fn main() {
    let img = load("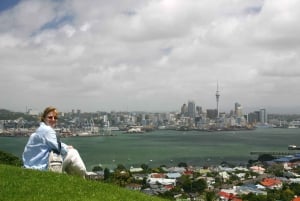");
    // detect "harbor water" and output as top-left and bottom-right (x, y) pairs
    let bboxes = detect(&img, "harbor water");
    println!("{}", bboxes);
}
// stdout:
(0, 128), (299, 170)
